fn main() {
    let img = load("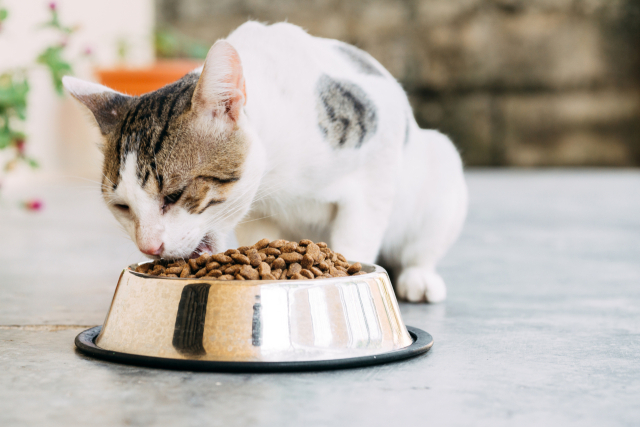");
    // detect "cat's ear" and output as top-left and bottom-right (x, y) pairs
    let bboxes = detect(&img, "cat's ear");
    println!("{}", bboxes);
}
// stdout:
(62, 76), (132, 135)
(192, 40), (247, 123)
